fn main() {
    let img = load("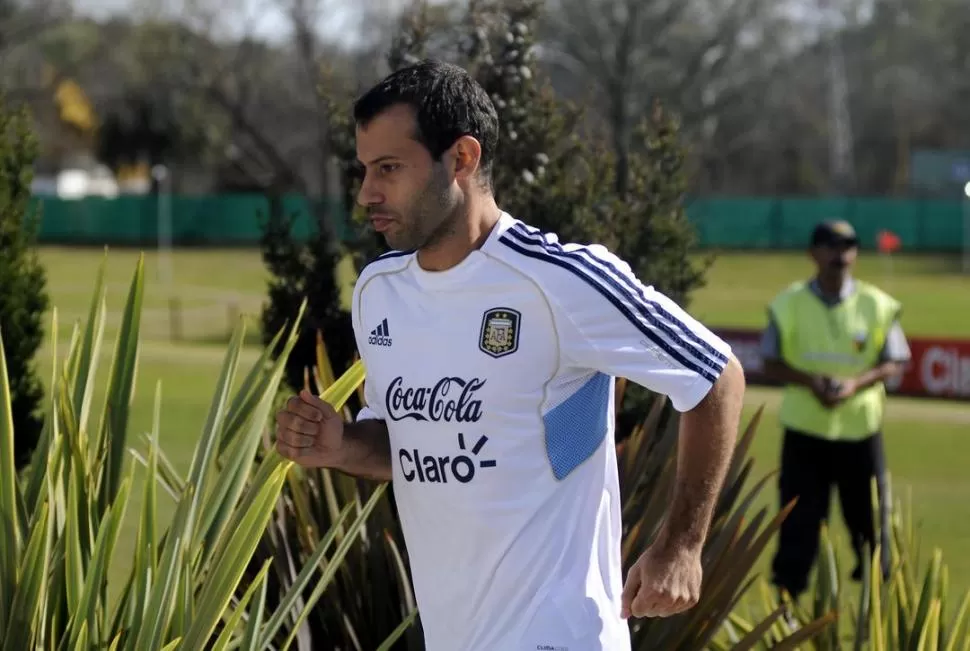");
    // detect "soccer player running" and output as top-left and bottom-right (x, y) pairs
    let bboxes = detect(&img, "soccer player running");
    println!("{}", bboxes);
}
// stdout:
(275, 59), (747, 651)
